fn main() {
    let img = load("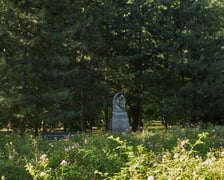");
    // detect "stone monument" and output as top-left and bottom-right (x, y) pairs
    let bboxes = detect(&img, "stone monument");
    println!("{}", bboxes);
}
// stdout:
(111, 92), (130, 133)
